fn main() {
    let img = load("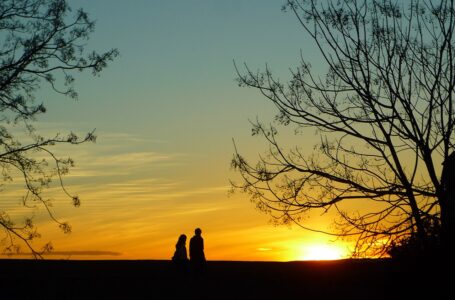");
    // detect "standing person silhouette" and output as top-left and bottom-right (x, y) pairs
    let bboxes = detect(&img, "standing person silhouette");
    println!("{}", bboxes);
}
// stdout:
(189, 228), (206, 275)
(172, 234), (188, 274)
